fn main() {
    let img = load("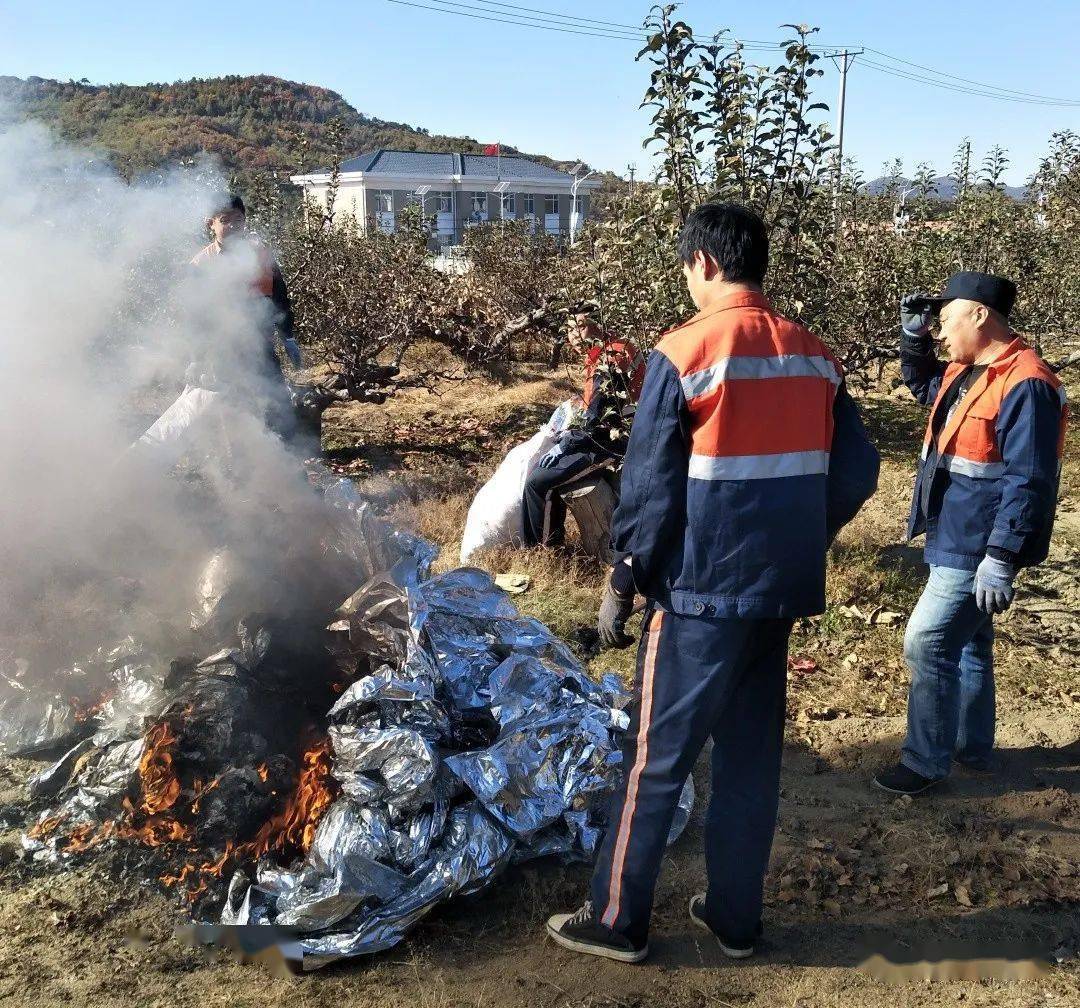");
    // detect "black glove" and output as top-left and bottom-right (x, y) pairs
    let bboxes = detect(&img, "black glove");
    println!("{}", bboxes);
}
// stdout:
(597, 572), (635, 649)
(900, 292), (935, 339)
